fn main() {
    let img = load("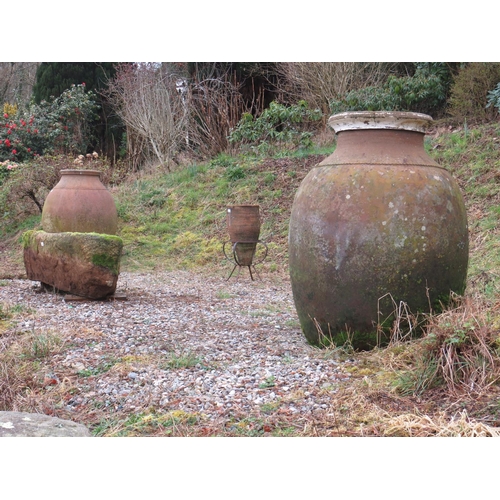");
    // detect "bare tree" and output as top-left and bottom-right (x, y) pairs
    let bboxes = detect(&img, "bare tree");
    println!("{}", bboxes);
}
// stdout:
(276, 62), (398, 118)
(0, 62), (39, 105)
(105, 63), (189, 169)
(188, 71), (247, 157)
